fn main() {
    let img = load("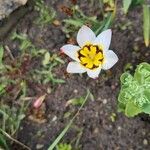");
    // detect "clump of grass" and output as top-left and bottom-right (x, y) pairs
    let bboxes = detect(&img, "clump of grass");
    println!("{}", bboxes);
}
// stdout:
(11, 32), (40, 55)
(11, 32), (65, 85)
(0, 30), (65, 149)
(62, 1), (116, 37)
(0, 78), (29, 149)
(35, 0), (56, 26)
